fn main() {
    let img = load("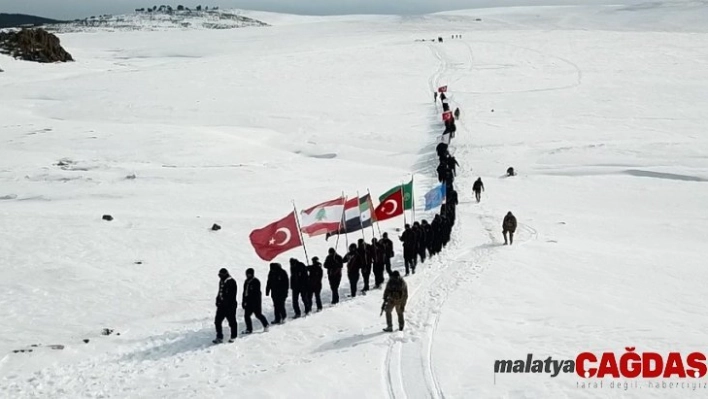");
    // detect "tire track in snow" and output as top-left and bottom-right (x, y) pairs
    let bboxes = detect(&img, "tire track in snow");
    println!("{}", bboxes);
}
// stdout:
(383, 40), (492, 399)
